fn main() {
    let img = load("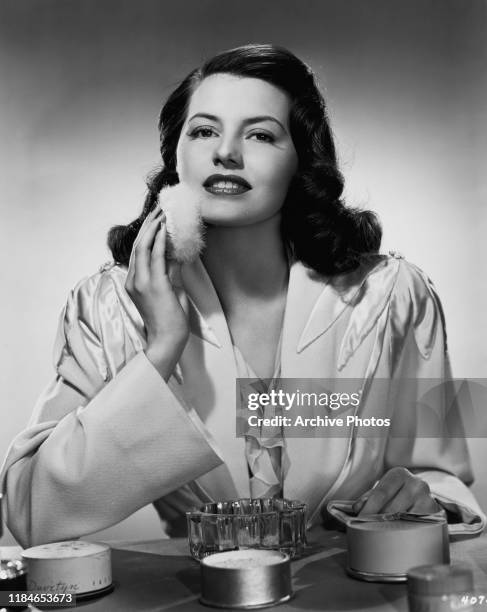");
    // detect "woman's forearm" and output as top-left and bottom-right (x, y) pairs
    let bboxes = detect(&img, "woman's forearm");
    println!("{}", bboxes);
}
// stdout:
(2, 352), (222, 548)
